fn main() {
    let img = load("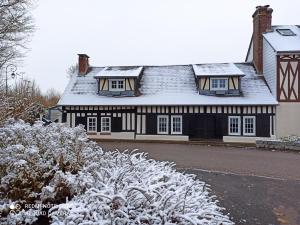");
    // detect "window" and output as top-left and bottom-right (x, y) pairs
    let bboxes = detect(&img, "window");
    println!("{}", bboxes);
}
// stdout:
(171, 115), (182, 134)
(276, 29), (296, 36)
(157, 115), (168, 134)
(101, 117), (111, 133)
(109, 79), (125, 91)
(210, 78), (228, 90)
(243, 116), (256, 136)
(87, 117), (97, 132)
(228, 116), (241, 135)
